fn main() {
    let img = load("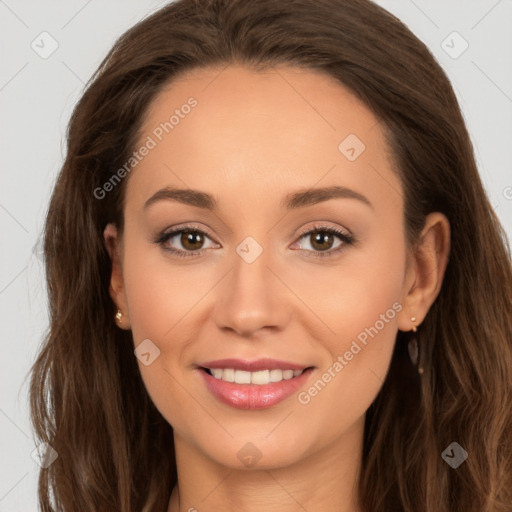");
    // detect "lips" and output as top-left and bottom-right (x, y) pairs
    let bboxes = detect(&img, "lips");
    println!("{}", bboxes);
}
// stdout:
(197, 358), (314, 409)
